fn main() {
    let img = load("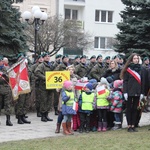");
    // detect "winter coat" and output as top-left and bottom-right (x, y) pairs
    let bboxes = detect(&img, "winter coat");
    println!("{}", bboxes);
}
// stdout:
(90, 62), (106, 81)
(54, 62), (69, 71)
(123, 63), (145, 96)
(108, 88), (123, 113)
